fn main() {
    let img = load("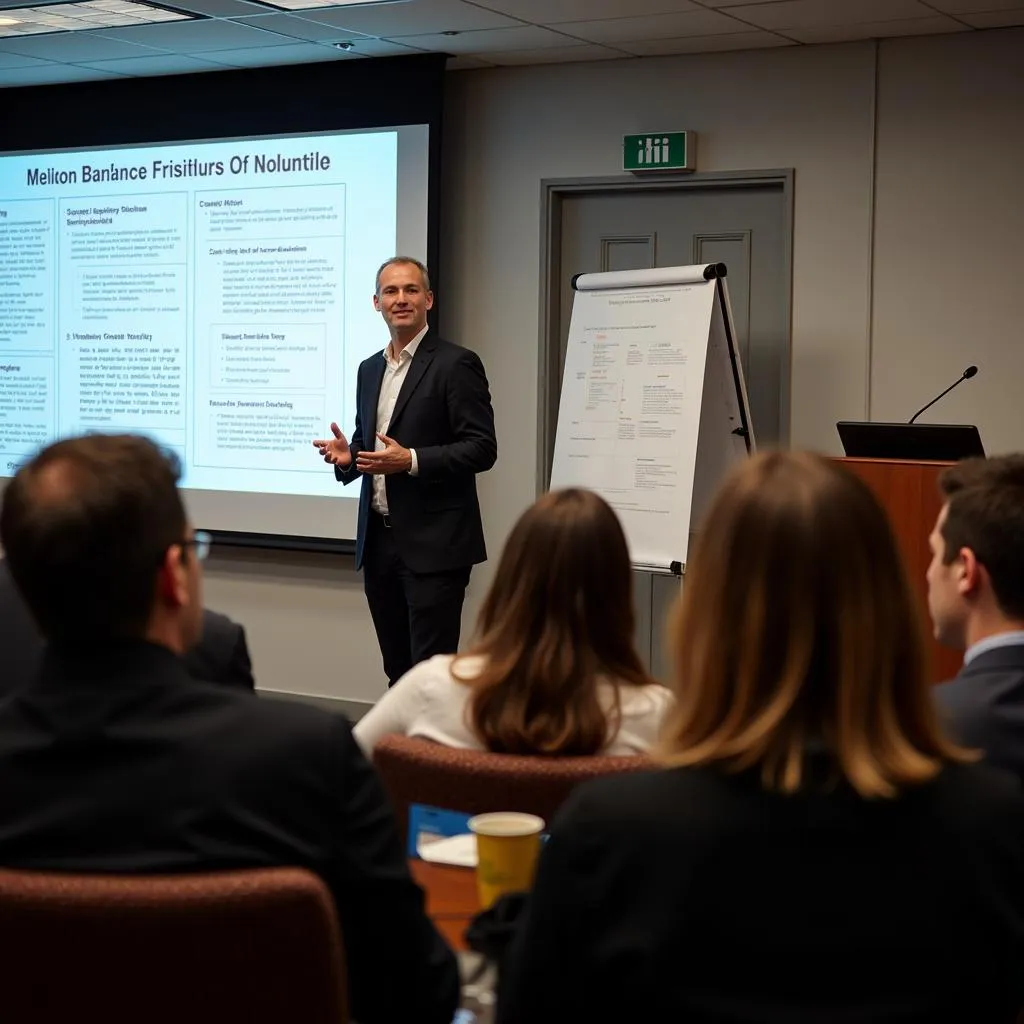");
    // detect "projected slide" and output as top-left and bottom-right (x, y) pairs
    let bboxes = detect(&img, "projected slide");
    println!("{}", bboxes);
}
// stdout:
(0, 126), (429, 536)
